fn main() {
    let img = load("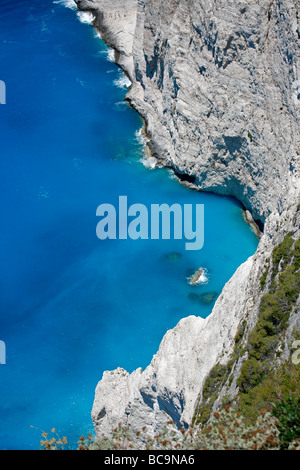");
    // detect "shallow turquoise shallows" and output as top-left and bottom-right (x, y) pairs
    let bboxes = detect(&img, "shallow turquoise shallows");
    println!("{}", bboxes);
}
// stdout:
(0, 0), (258, 449)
